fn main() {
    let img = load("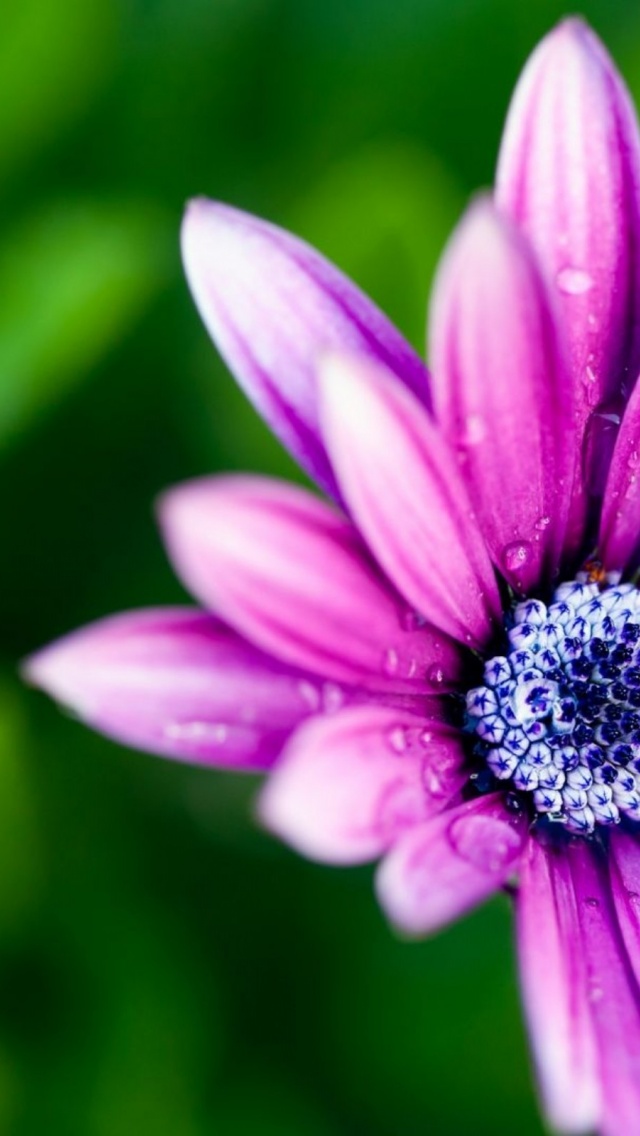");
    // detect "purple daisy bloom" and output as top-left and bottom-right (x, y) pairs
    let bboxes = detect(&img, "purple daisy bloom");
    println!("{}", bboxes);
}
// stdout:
(24, 17), (640, 1134)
